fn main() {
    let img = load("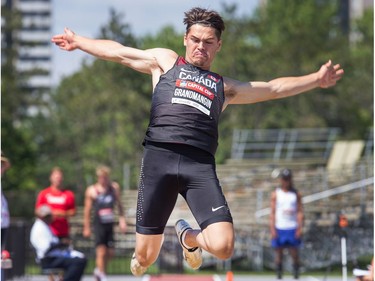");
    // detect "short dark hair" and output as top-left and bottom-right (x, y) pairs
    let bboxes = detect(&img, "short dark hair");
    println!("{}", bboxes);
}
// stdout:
(279, 168), (292, 180)
(183, 7), (225, 39)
